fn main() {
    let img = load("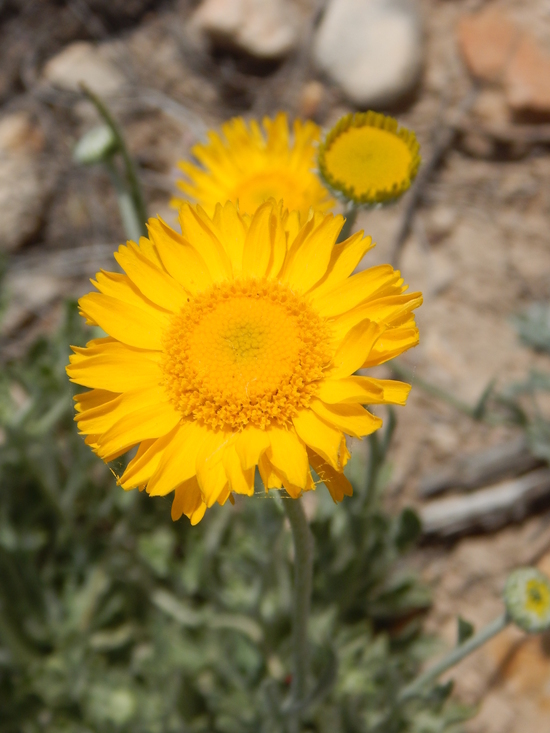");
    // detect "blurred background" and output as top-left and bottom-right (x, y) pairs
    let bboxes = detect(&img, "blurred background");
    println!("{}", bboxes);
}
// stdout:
(1, 1), (550, 731)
